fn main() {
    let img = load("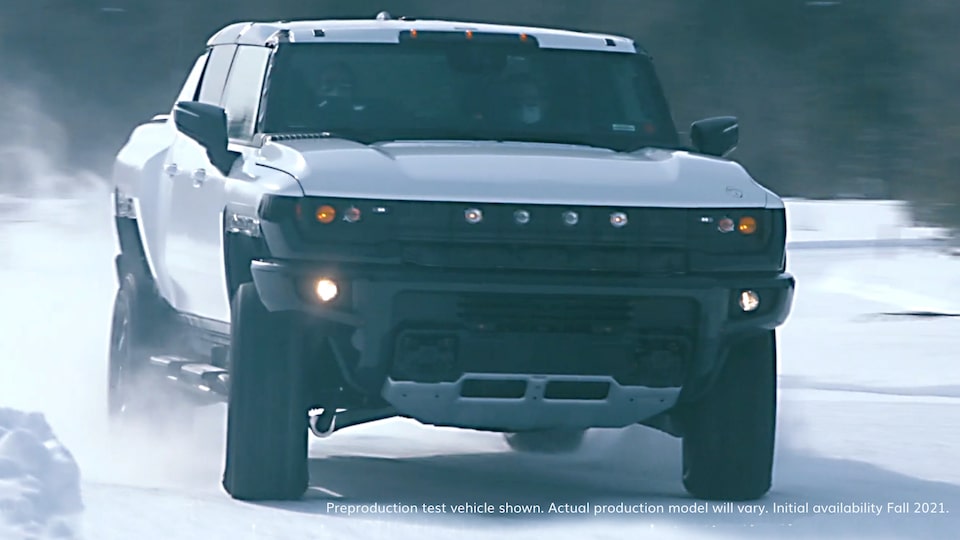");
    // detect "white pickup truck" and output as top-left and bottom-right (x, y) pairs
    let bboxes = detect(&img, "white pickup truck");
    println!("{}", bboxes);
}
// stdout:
(108, 13), (795, 502)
